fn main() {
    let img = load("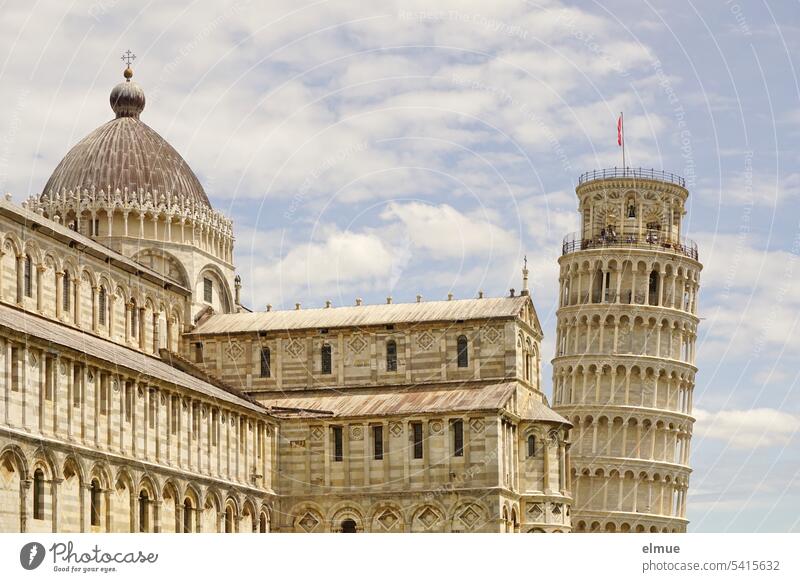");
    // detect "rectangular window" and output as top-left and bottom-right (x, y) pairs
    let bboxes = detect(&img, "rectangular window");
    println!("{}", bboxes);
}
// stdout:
(527, 435), (536, 458)
(194, 342), (203, 364)
(63, 274), (71, 312)
(171, 397), (178, 436)
(321, 344), (332, 374)
(73, 365), (82, 407)
(192, 404), (199, 439)
(203, 277), (213, 303)
(99, 374), (108, 415)
(10, 347), (20, 391)
(131, 308), (138, 338)
(386, 340), (397, 372)
(44, 356), (54, 401)
(373, 425), (383, 460)
(23, 255), (32, 298)
(148, 392), (156, 429)
(332, 426), (343, 462)
(411, 422), (423, 459)
(98, 289), (107, 326)
(211, 409), (218, 445)
(125, 382), (133, 422)
(453, 420), (464, 457)
(260, 348), (270, 378)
